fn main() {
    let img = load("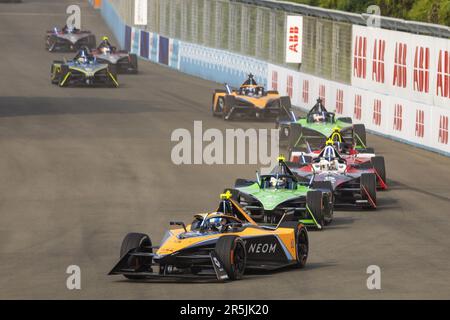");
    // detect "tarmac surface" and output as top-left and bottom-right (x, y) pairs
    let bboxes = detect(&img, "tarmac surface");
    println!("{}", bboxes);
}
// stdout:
(0, 0), (449, 299)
